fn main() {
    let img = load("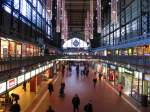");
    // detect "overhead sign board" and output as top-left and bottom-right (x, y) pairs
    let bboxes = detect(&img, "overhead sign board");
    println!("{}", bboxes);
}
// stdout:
(7, 78), (17, 89)
(17, 75), (24, 84)
(0, 82), (6, 94)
